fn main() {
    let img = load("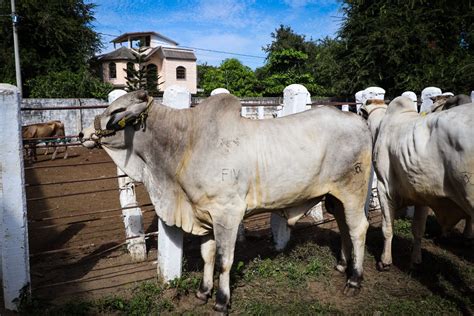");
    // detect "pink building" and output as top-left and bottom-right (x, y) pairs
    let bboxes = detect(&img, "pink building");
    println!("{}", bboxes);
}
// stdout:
(98, 31), (197, 94)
